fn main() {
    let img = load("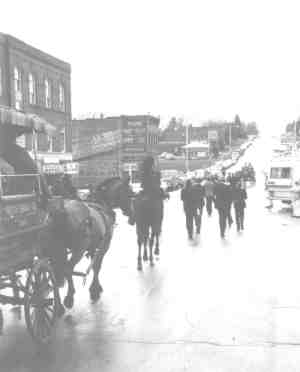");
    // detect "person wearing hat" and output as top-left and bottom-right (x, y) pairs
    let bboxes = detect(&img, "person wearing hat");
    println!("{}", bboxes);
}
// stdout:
(232, 179), (247, 231)
(140, 155), (161, 197)
(203, 175), (215, 216)
(181, 179), (204, 239)
(214, 176), (232, 238)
